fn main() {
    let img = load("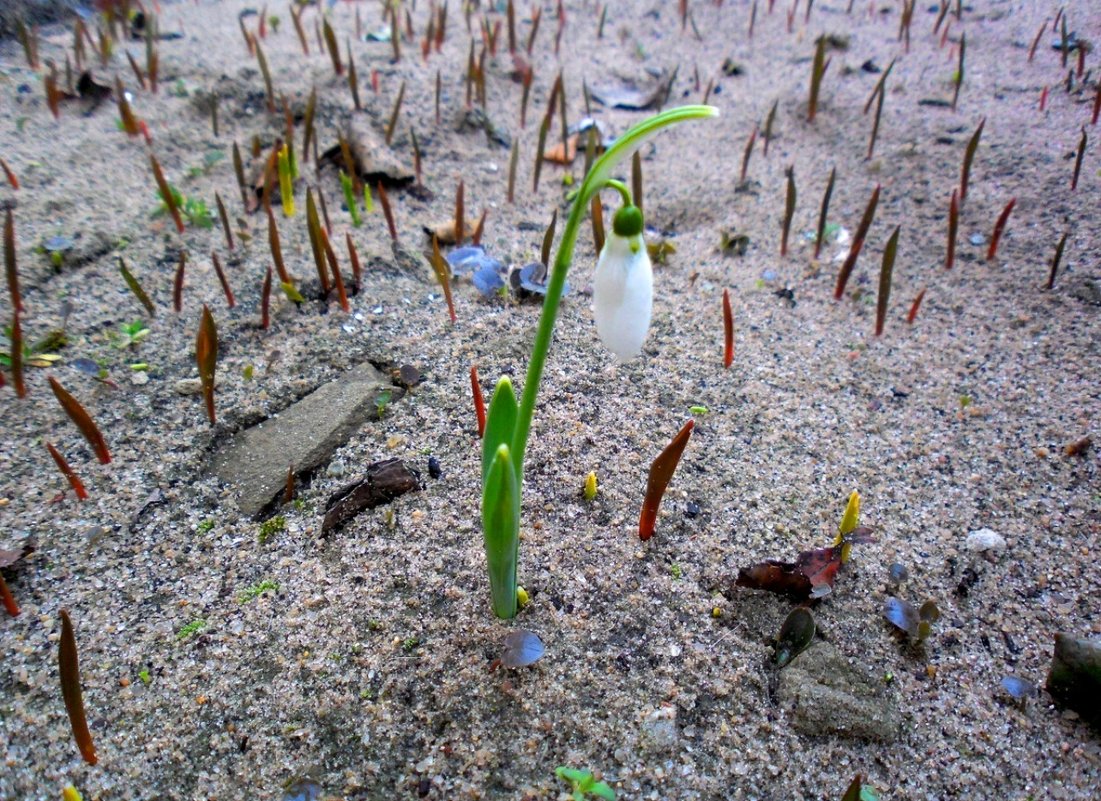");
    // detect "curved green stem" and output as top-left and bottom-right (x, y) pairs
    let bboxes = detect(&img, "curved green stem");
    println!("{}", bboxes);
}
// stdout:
(603, 178), (633, 207)
(509, 105), (718, 477)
